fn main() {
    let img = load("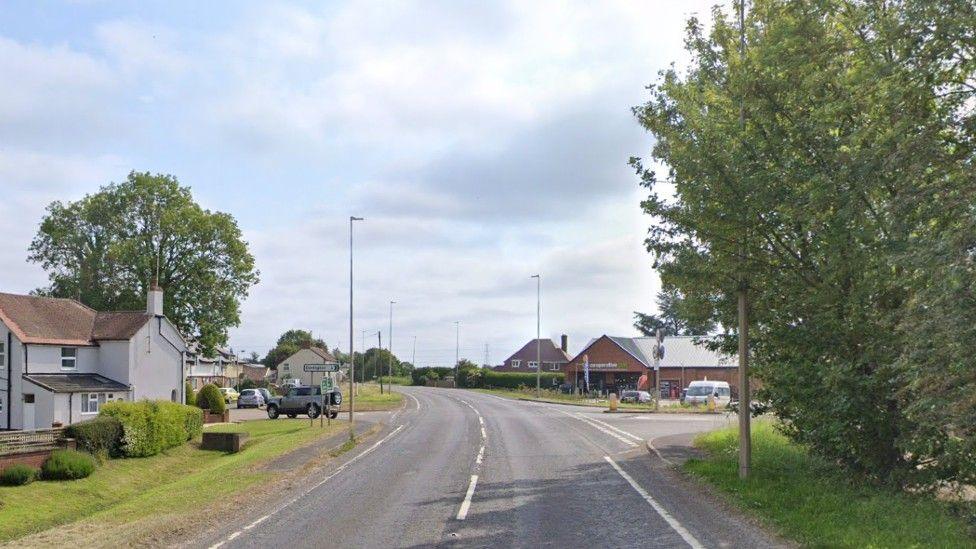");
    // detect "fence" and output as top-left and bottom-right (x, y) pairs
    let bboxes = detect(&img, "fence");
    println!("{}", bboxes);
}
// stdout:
(0, 428), (68, 456)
